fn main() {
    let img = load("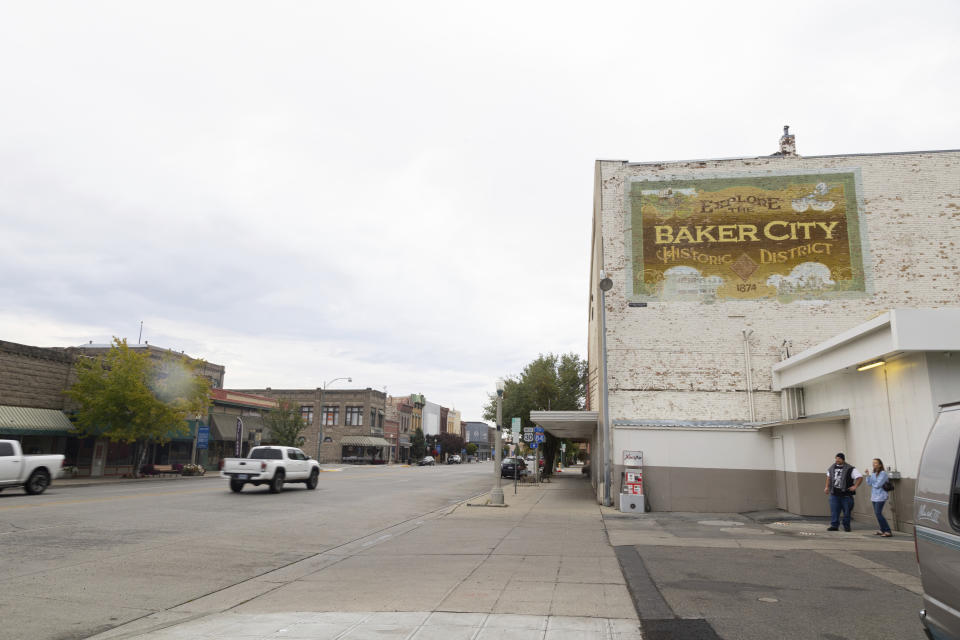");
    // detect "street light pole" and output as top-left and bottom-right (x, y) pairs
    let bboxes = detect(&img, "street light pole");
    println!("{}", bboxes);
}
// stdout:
(318, 376), (352, 461)
(490, 379), (505, 505)
(599, 270), (614, 507)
